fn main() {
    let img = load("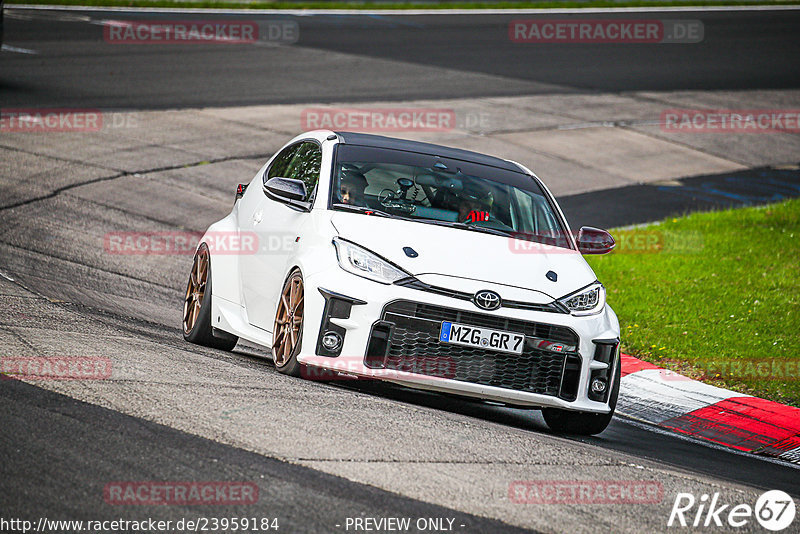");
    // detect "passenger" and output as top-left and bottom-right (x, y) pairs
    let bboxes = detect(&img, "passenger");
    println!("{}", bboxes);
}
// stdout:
(339, 169), (368, 206)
